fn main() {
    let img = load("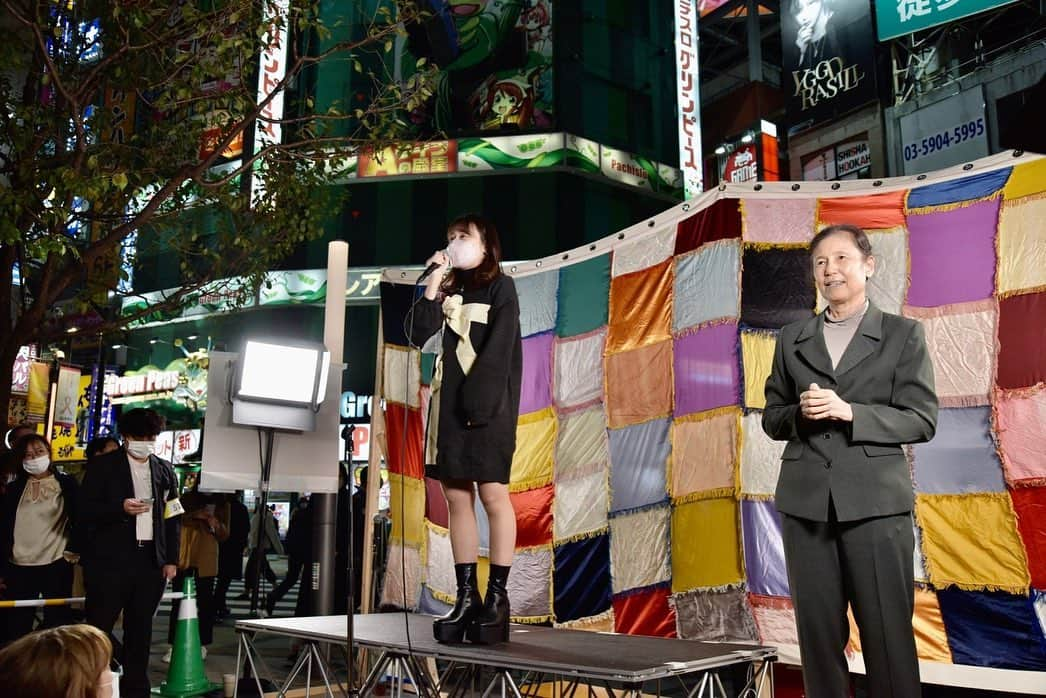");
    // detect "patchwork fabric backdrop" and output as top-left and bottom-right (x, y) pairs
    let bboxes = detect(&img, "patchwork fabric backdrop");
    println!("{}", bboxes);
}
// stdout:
(376, 152), (1046, 680)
